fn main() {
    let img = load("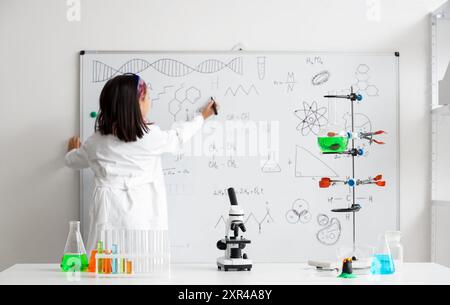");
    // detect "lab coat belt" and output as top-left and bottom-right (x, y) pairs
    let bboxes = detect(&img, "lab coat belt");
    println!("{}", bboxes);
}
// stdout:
(94, 176), (155, 190)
